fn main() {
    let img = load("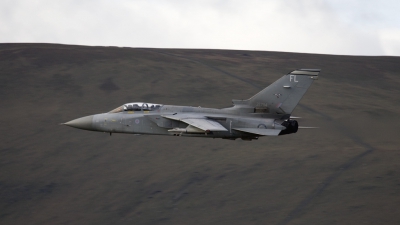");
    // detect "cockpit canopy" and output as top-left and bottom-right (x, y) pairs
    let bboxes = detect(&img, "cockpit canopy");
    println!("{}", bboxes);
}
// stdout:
(109, 102), (163, 113)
